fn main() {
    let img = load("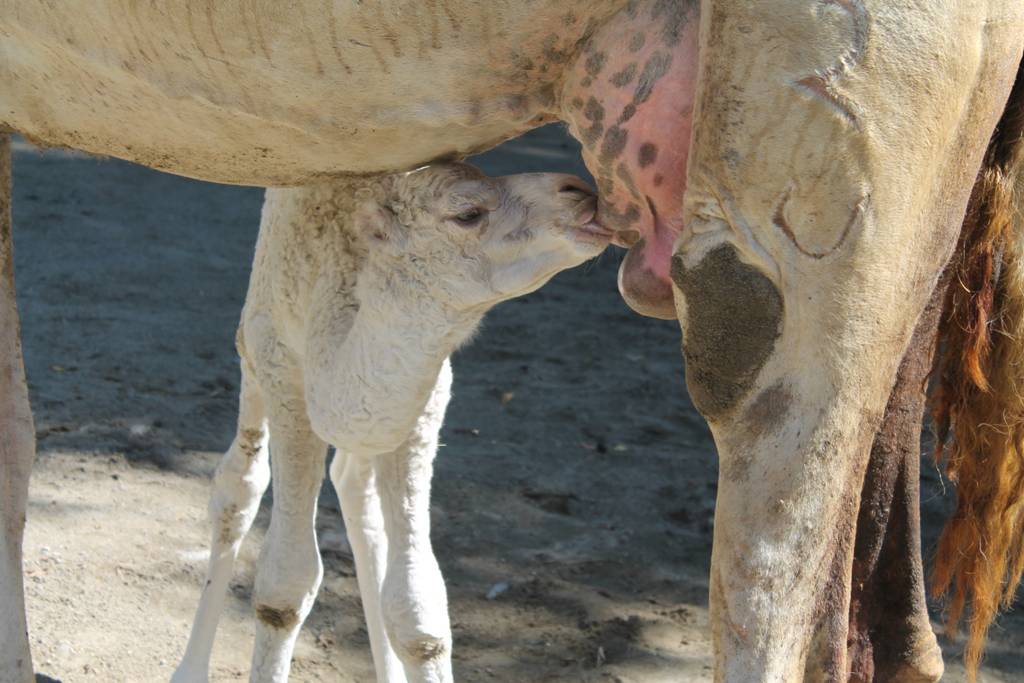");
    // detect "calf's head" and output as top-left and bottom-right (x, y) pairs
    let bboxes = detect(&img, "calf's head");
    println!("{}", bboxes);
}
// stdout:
(355, 162), (610, 311)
